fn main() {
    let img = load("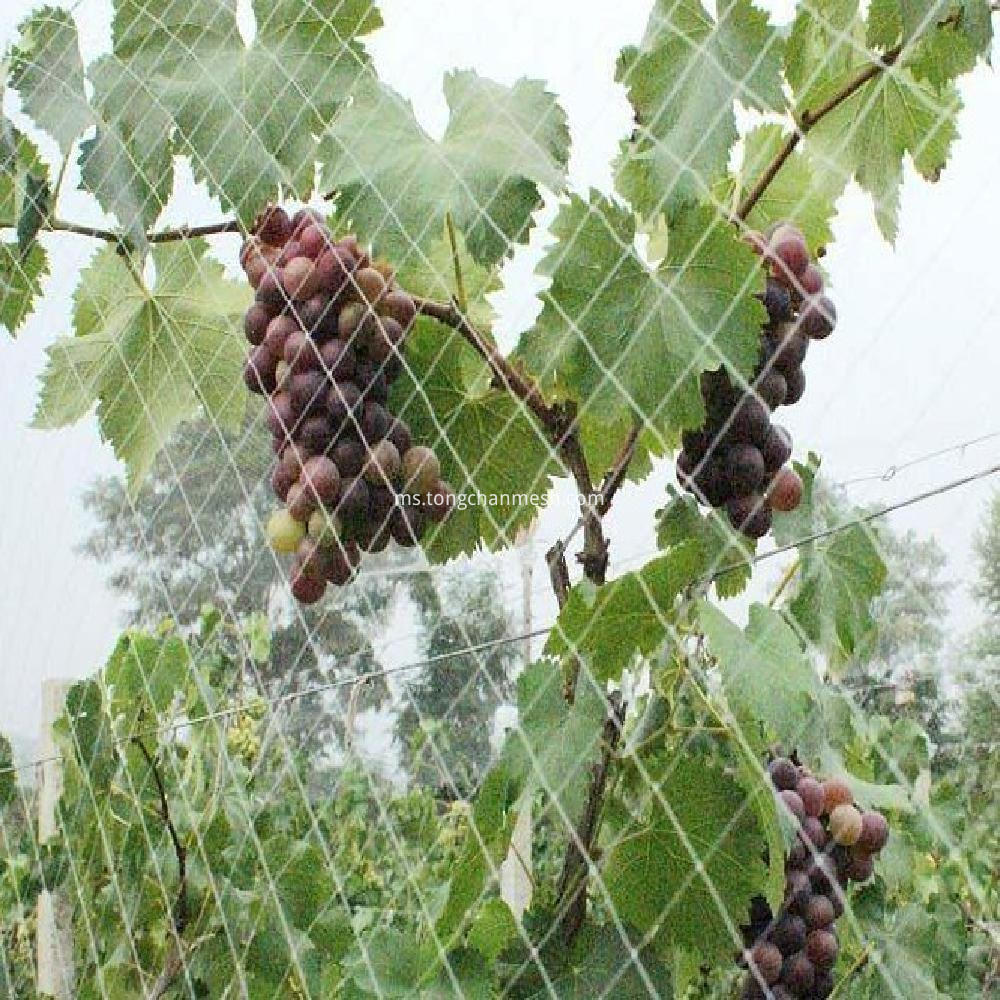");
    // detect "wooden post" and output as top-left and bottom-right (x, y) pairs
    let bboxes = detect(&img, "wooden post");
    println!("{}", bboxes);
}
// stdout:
(37, 679), (74, 999)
